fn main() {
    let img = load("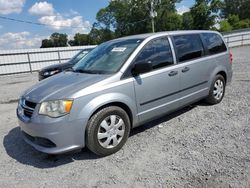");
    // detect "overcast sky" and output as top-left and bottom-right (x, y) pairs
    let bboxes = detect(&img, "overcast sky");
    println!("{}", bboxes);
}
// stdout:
(0, 0), (194, 50)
